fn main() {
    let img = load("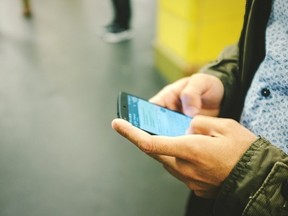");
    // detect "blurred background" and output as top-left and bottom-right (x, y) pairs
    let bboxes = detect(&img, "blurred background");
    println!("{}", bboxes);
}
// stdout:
(0, 0), (244, 215)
